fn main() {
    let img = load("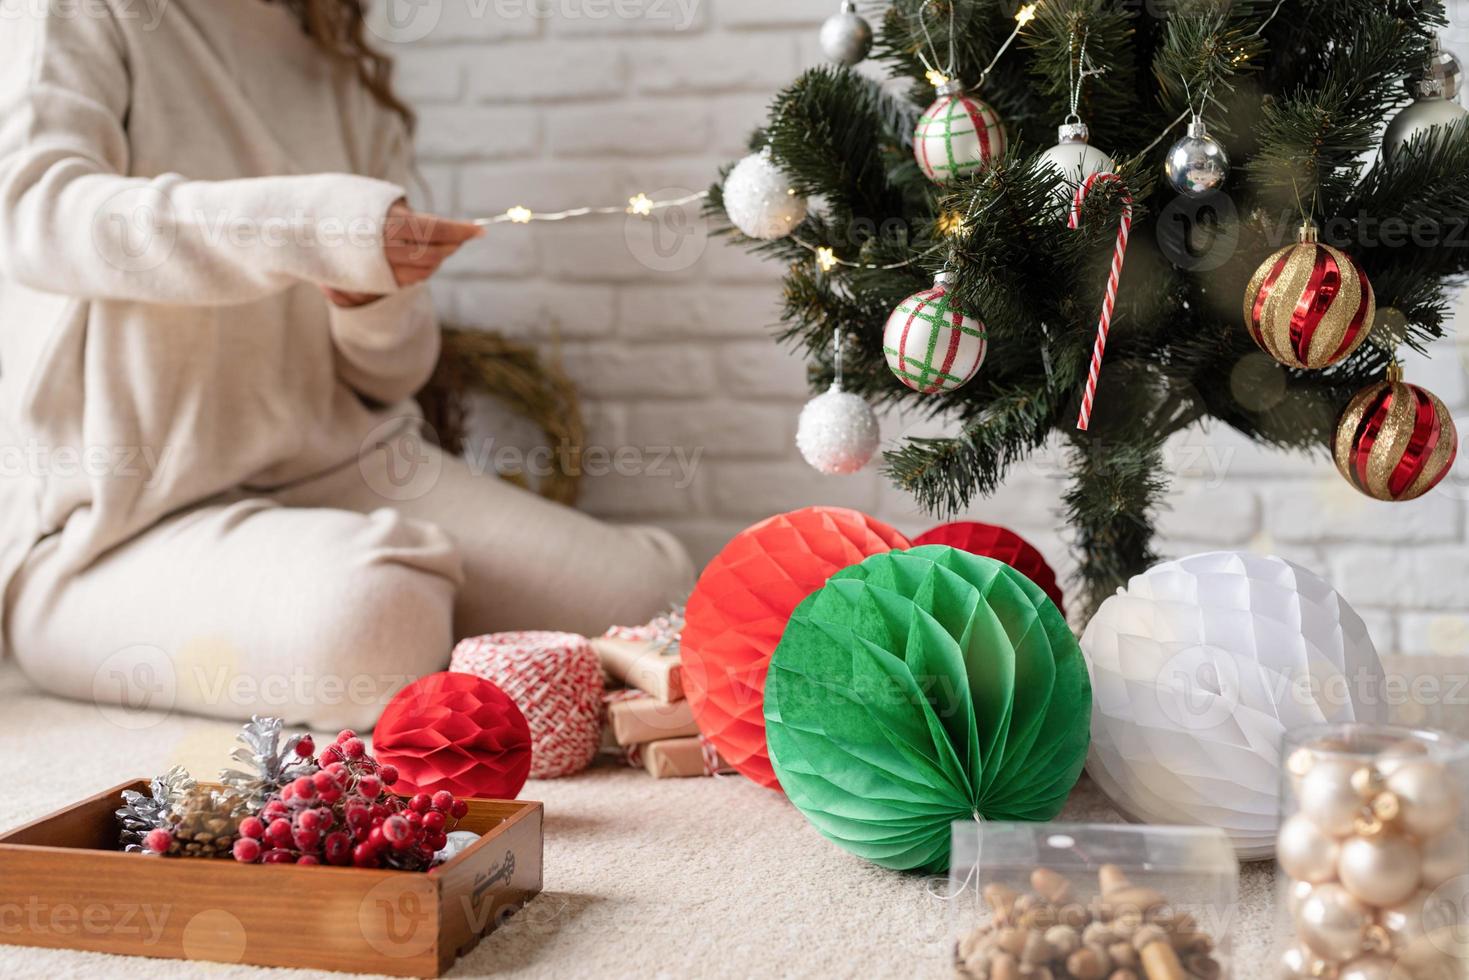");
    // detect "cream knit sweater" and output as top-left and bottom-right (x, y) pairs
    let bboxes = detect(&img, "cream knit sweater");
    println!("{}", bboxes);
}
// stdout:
(0, 0), (437, 636)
